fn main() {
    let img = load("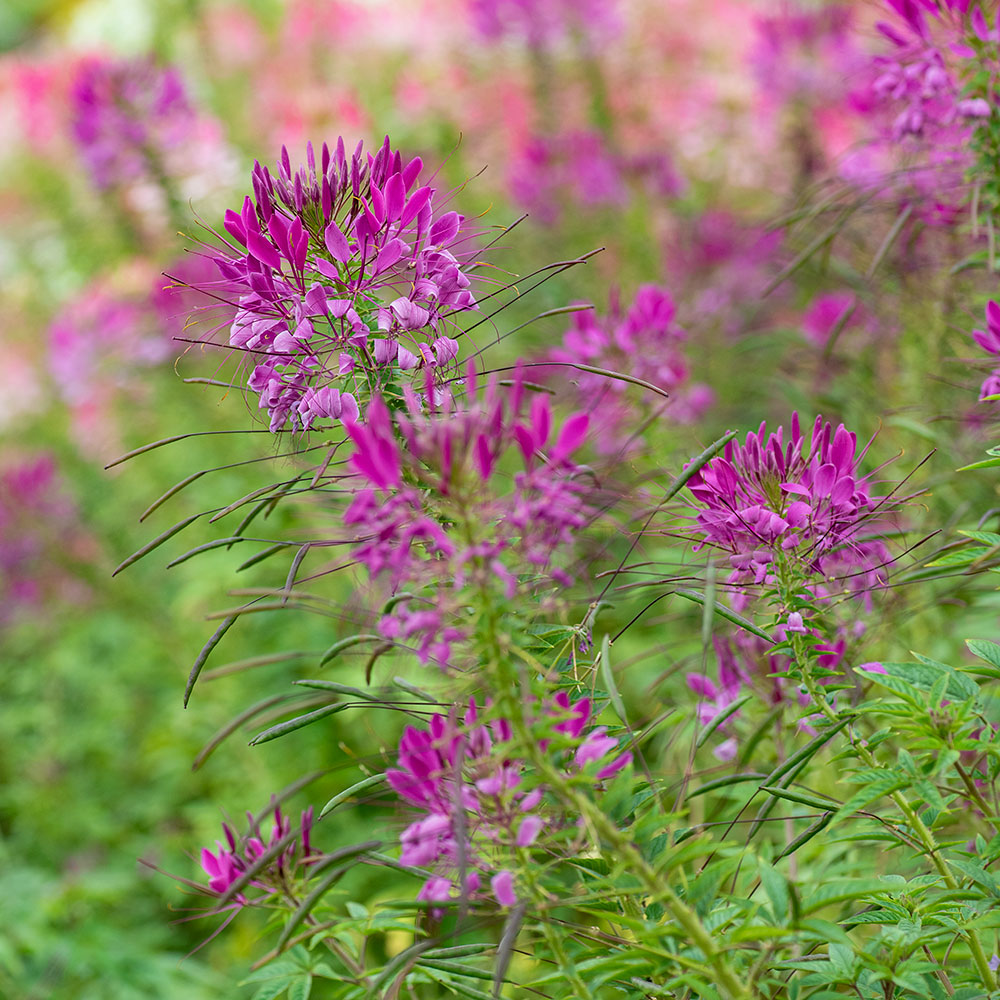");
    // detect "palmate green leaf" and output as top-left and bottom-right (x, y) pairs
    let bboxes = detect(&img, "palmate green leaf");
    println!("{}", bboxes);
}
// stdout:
(801, 878), (897, 915)
(252, 983), (292, 1000)
(864, 660), (979, 703)
(948, 858), (1000, 897)
(927, 546), (994, 567)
